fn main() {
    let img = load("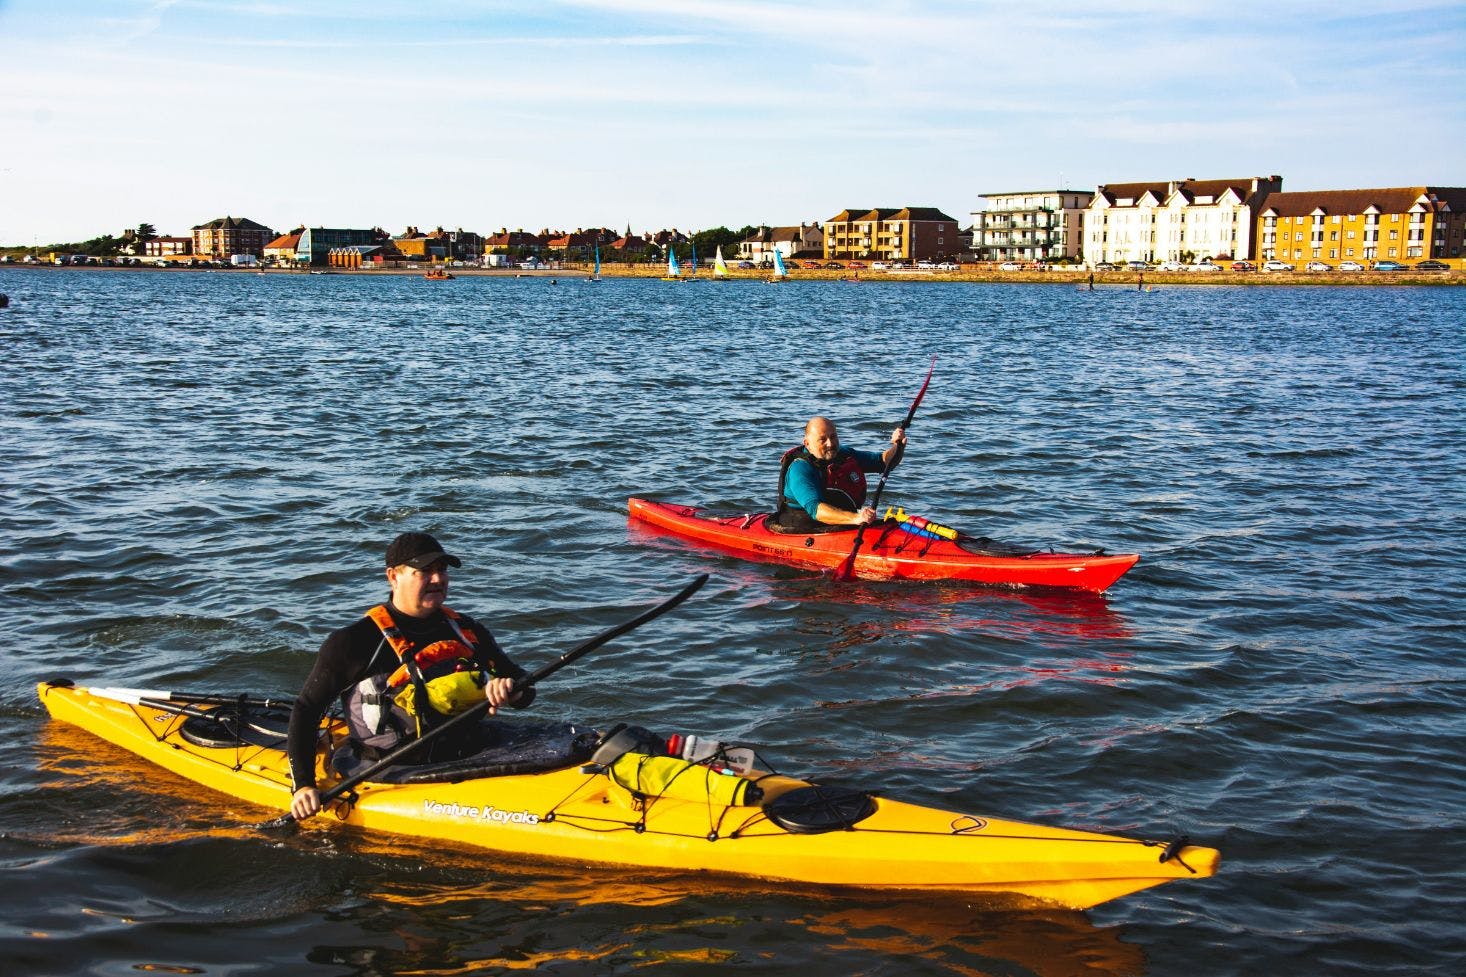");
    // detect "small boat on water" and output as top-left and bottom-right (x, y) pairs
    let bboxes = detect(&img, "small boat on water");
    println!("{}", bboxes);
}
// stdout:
(628, 497), (1139, 591)
(713, 246), (730, 281)
(37, 679), (1217, 909)
(425, 269), (454, 280)
(767, 249), (789, 284)
(661, 245), (682, 281)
